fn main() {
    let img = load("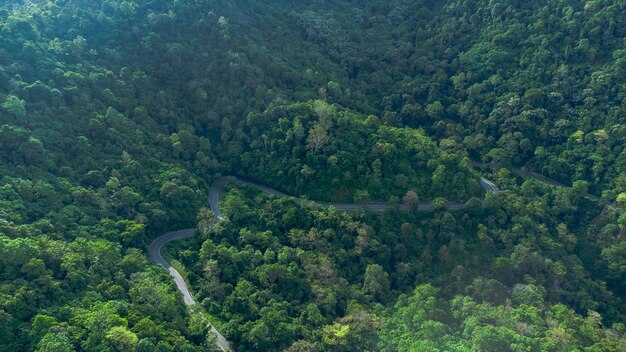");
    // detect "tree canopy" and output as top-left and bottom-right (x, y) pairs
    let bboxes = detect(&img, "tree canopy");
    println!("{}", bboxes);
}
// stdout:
(1, 0), (625, 351)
